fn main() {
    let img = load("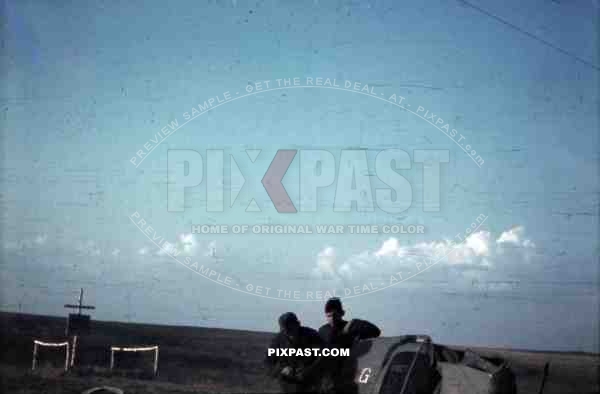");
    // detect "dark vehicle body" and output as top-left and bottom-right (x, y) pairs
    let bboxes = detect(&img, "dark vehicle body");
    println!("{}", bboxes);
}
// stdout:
(338, 335), (516, 394)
